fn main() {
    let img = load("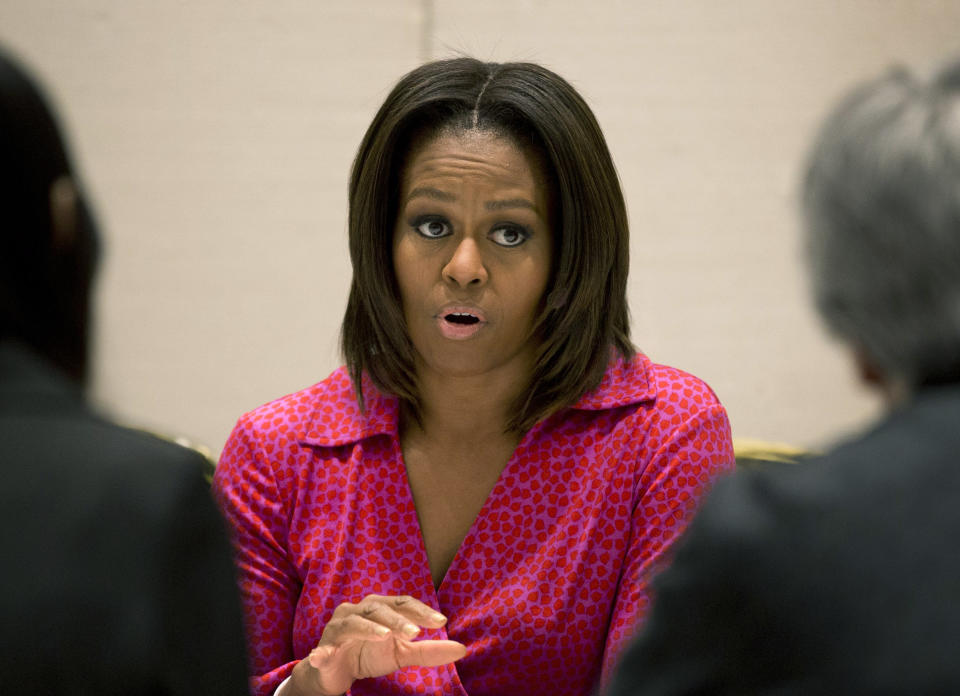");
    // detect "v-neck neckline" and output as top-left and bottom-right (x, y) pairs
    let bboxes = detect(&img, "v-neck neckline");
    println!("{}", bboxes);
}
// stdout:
(393, 420), (544, 603)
